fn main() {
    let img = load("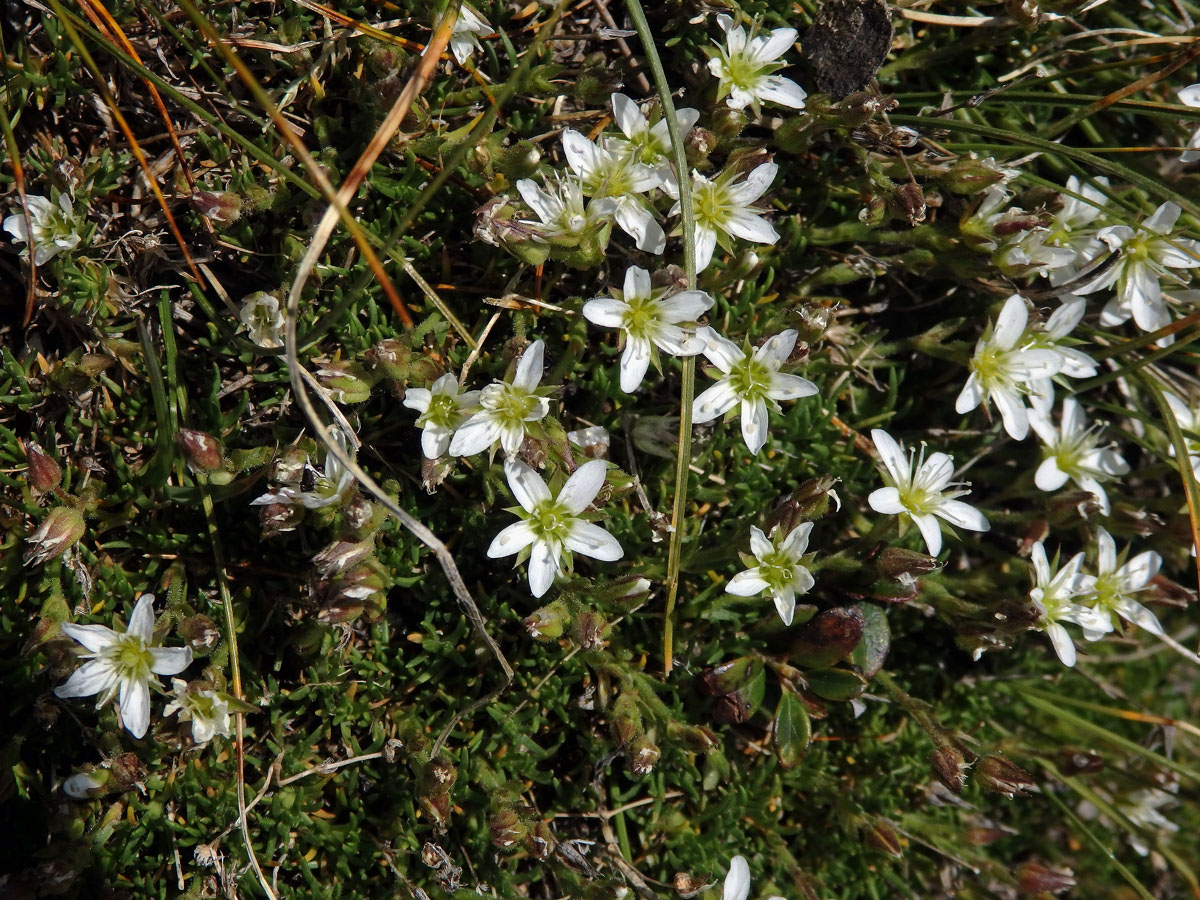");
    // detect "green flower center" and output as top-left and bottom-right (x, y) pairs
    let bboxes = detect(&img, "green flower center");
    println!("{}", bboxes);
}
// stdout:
(529, 501), (570, 542)
(109, 634), (153, 680)
(423, 393), (460, 428)
(758, 549), (796, 589)
(694, 181), (727, 229)
(622, 293), (659, 338)
(728, 356), (770, 401)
